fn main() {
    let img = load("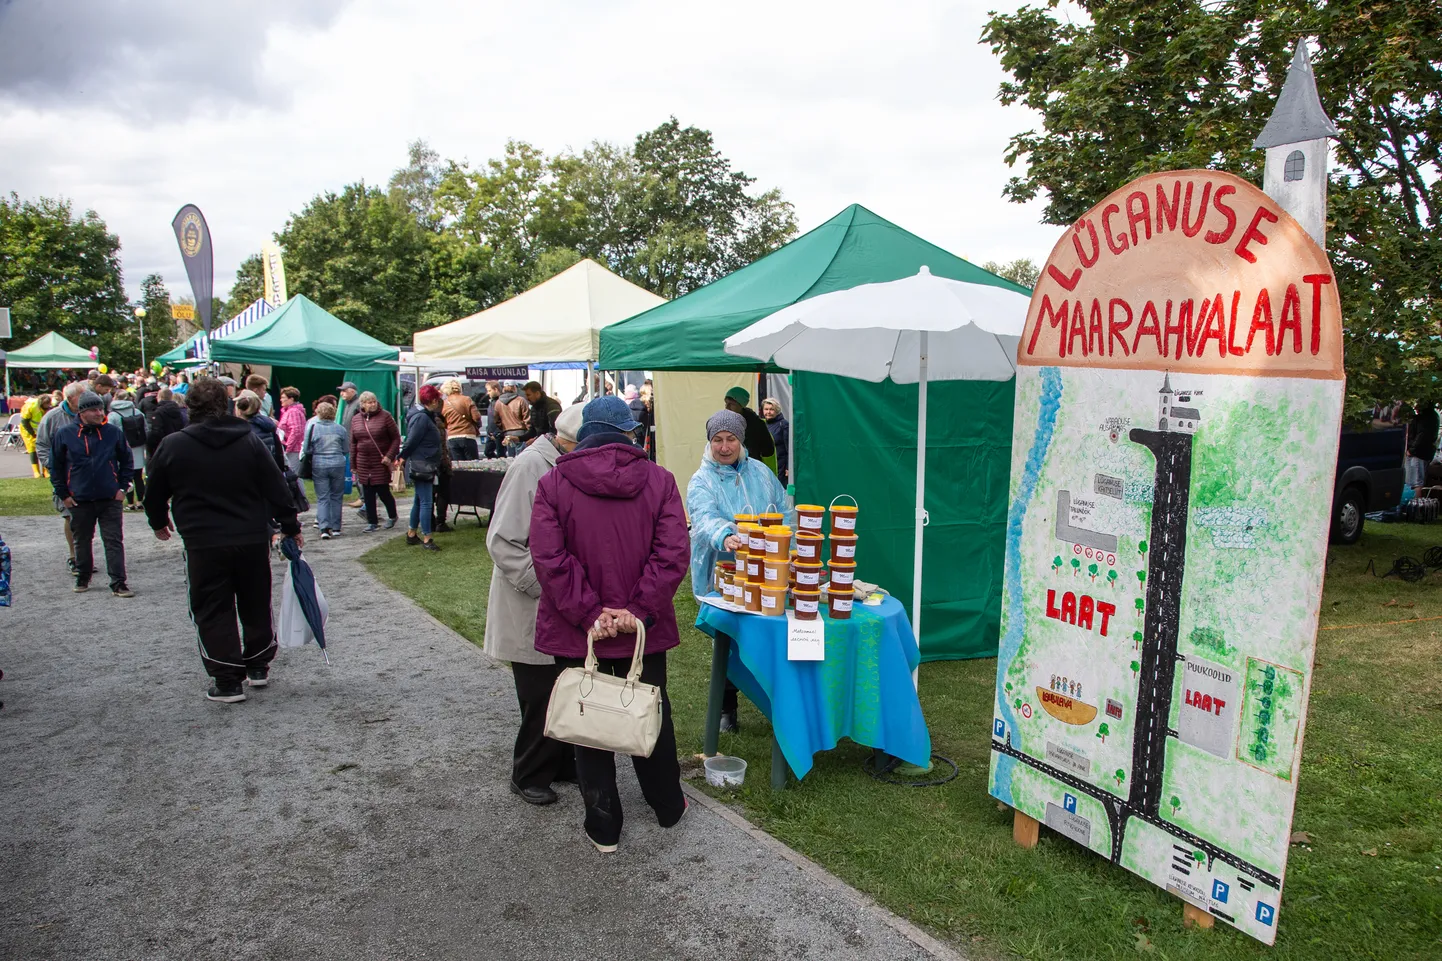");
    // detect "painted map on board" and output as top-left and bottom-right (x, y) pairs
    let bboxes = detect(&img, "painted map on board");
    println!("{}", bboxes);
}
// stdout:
(988, 170), (1344, 944)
